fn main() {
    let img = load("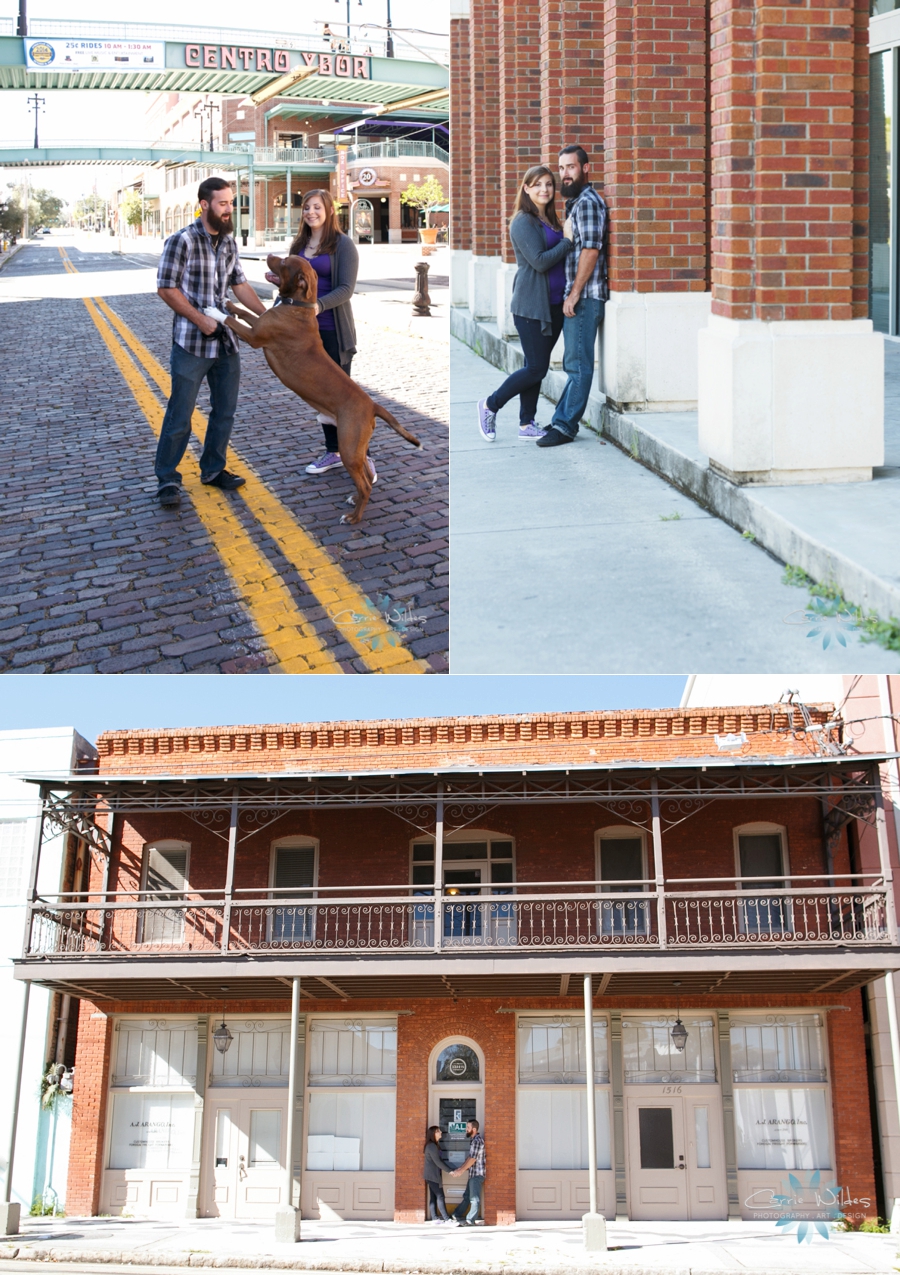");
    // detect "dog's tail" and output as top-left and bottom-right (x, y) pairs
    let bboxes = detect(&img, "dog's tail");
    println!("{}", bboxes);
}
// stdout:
(374, 404), (423, 449)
